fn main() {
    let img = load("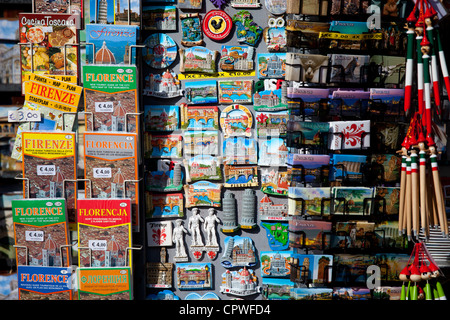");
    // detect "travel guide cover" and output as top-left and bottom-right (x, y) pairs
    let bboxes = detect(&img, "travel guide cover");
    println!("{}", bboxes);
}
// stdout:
(17, 265), (74, 300)
(83, 132), (140, 231)
(12, 198), (71, 267)
(77, 198), (132, 269)
(77, 267), (132, 300)
(83, 65), (139, 133)
(21, 132), (77, 229)
(85, 24), (139, 65)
